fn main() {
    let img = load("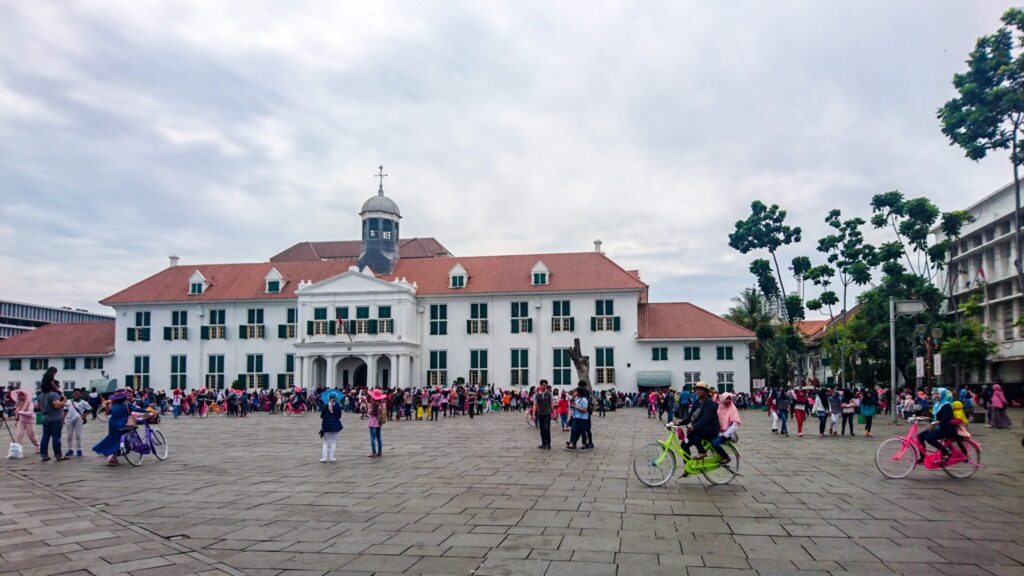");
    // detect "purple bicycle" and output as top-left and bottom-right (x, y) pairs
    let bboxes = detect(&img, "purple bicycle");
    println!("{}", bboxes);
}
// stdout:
(119, 417), (169, 466)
